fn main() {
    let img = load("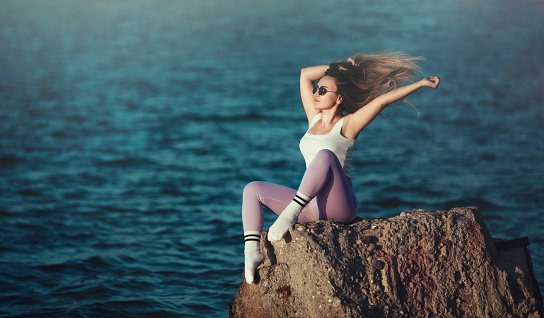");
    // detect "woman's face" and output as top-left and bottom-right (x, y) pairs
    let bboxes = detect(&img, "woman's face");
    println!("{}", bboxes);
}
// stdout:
(313, 76), (341, 110)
